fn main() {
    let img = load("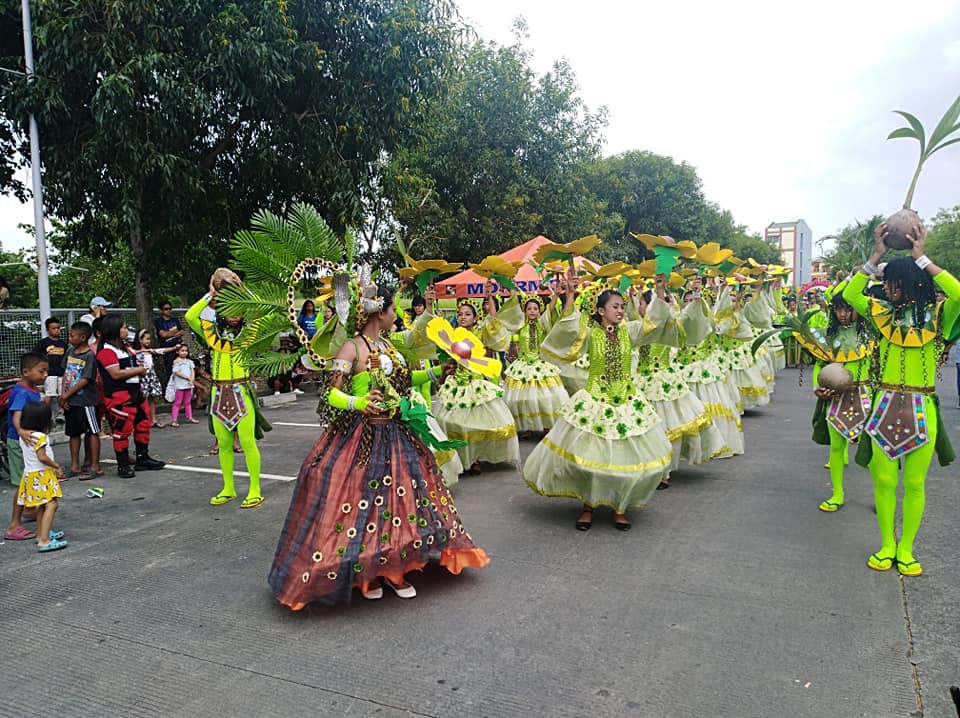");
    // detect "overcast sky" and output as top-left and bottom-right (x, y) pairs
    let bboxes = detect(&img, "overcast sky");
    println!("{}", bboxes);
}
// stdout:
(2, 0), (958, 257)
